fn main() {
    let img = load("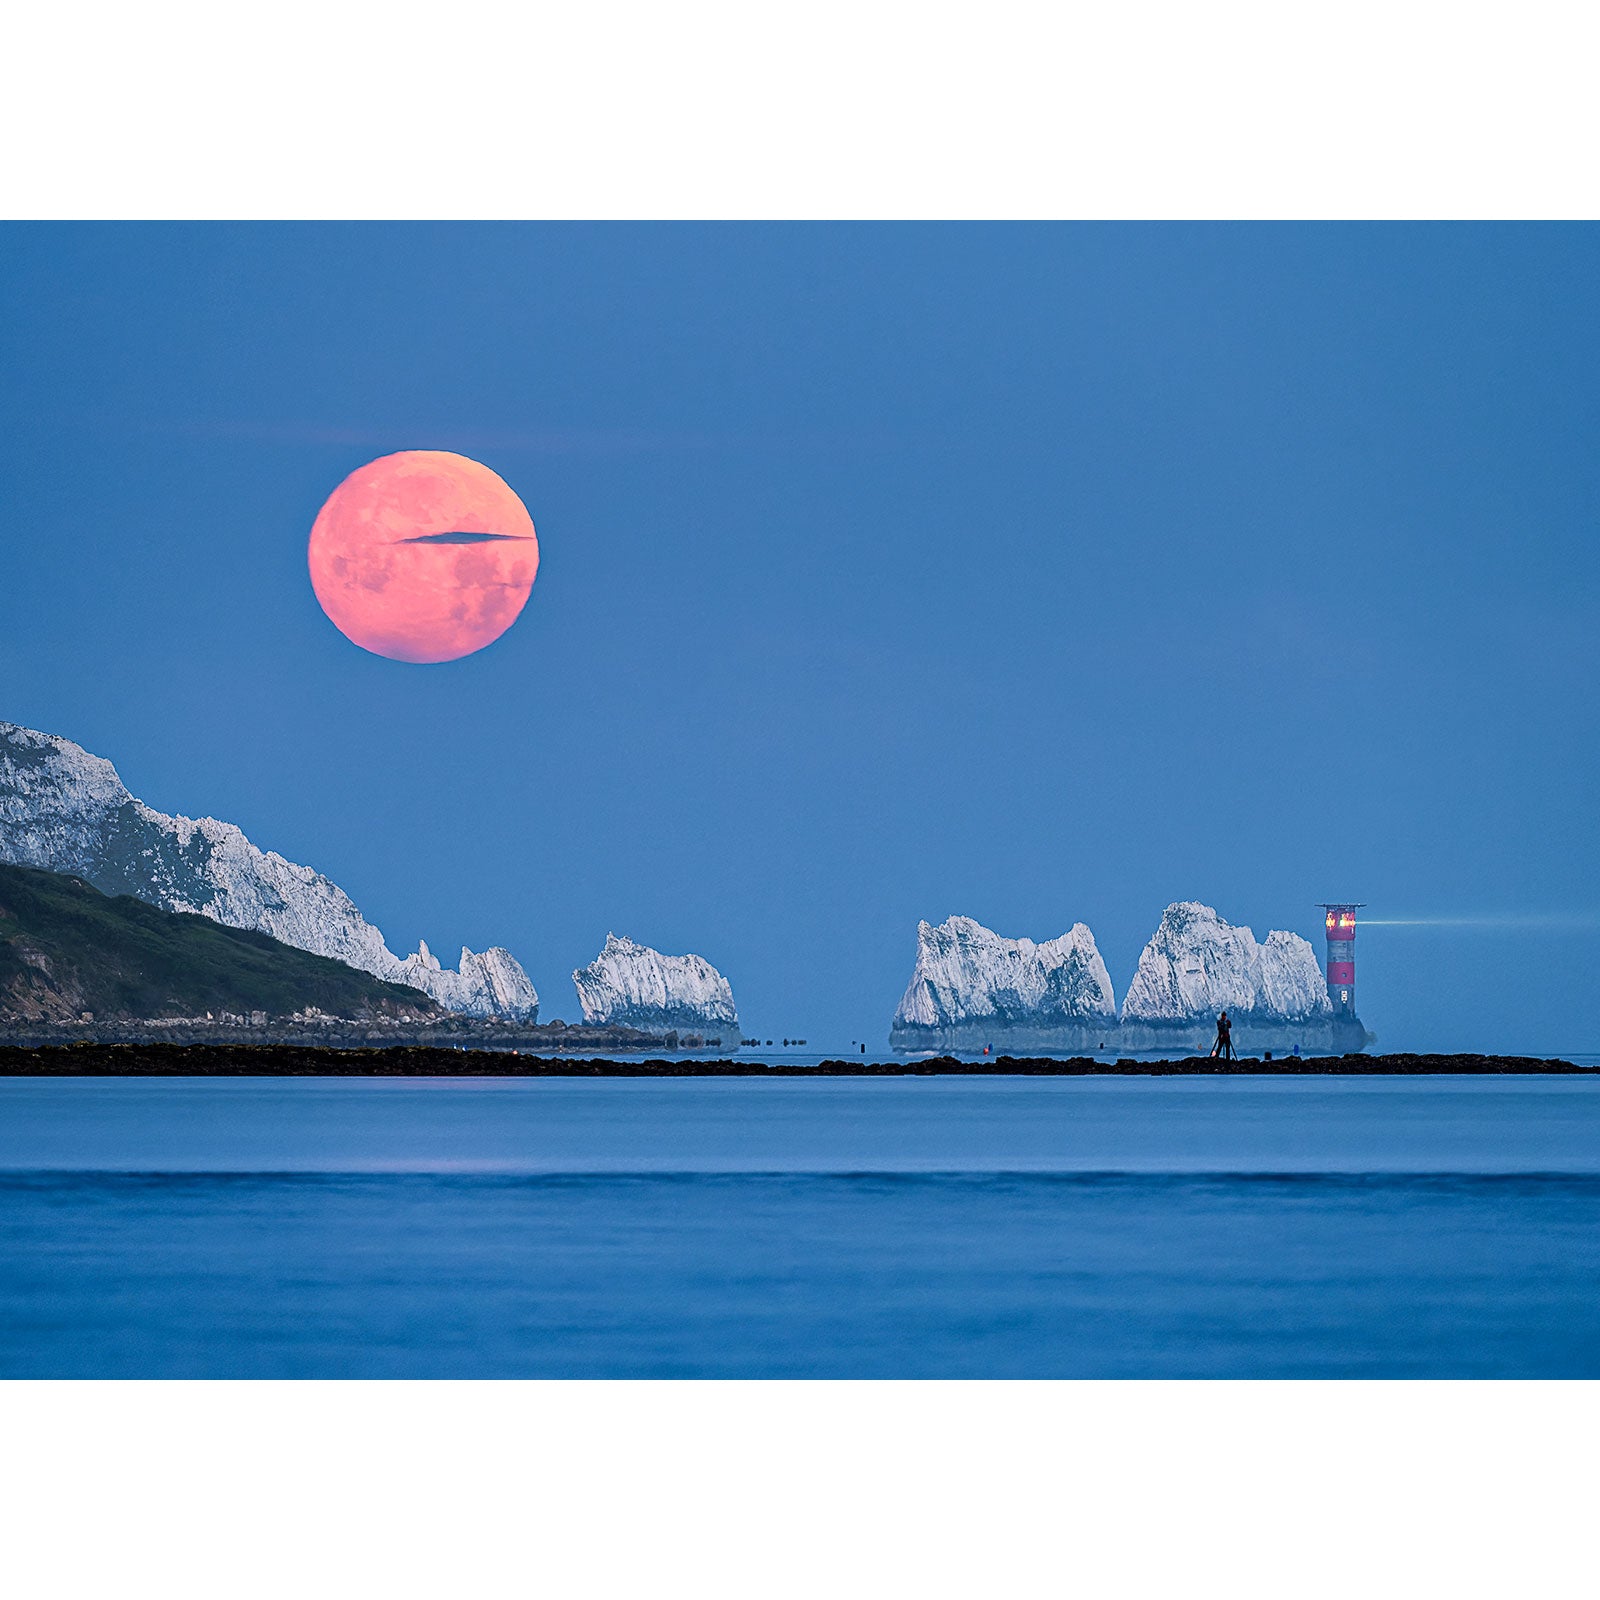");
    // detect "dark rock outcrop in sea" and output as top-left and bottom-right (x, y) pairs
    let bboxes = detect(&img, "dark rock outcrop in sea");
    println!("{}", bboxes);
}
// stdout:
(0, 1045), (1581, 1077)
